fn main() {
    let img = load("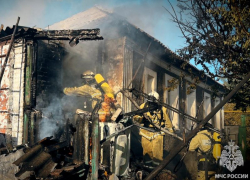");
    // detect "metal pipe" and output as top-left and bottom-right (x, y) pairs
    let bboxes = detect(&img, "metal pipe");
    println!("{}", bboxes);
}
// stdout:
(91, 114), (99, 180)
(145, 71), (250, 180)
(0, 17), (20, 83)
